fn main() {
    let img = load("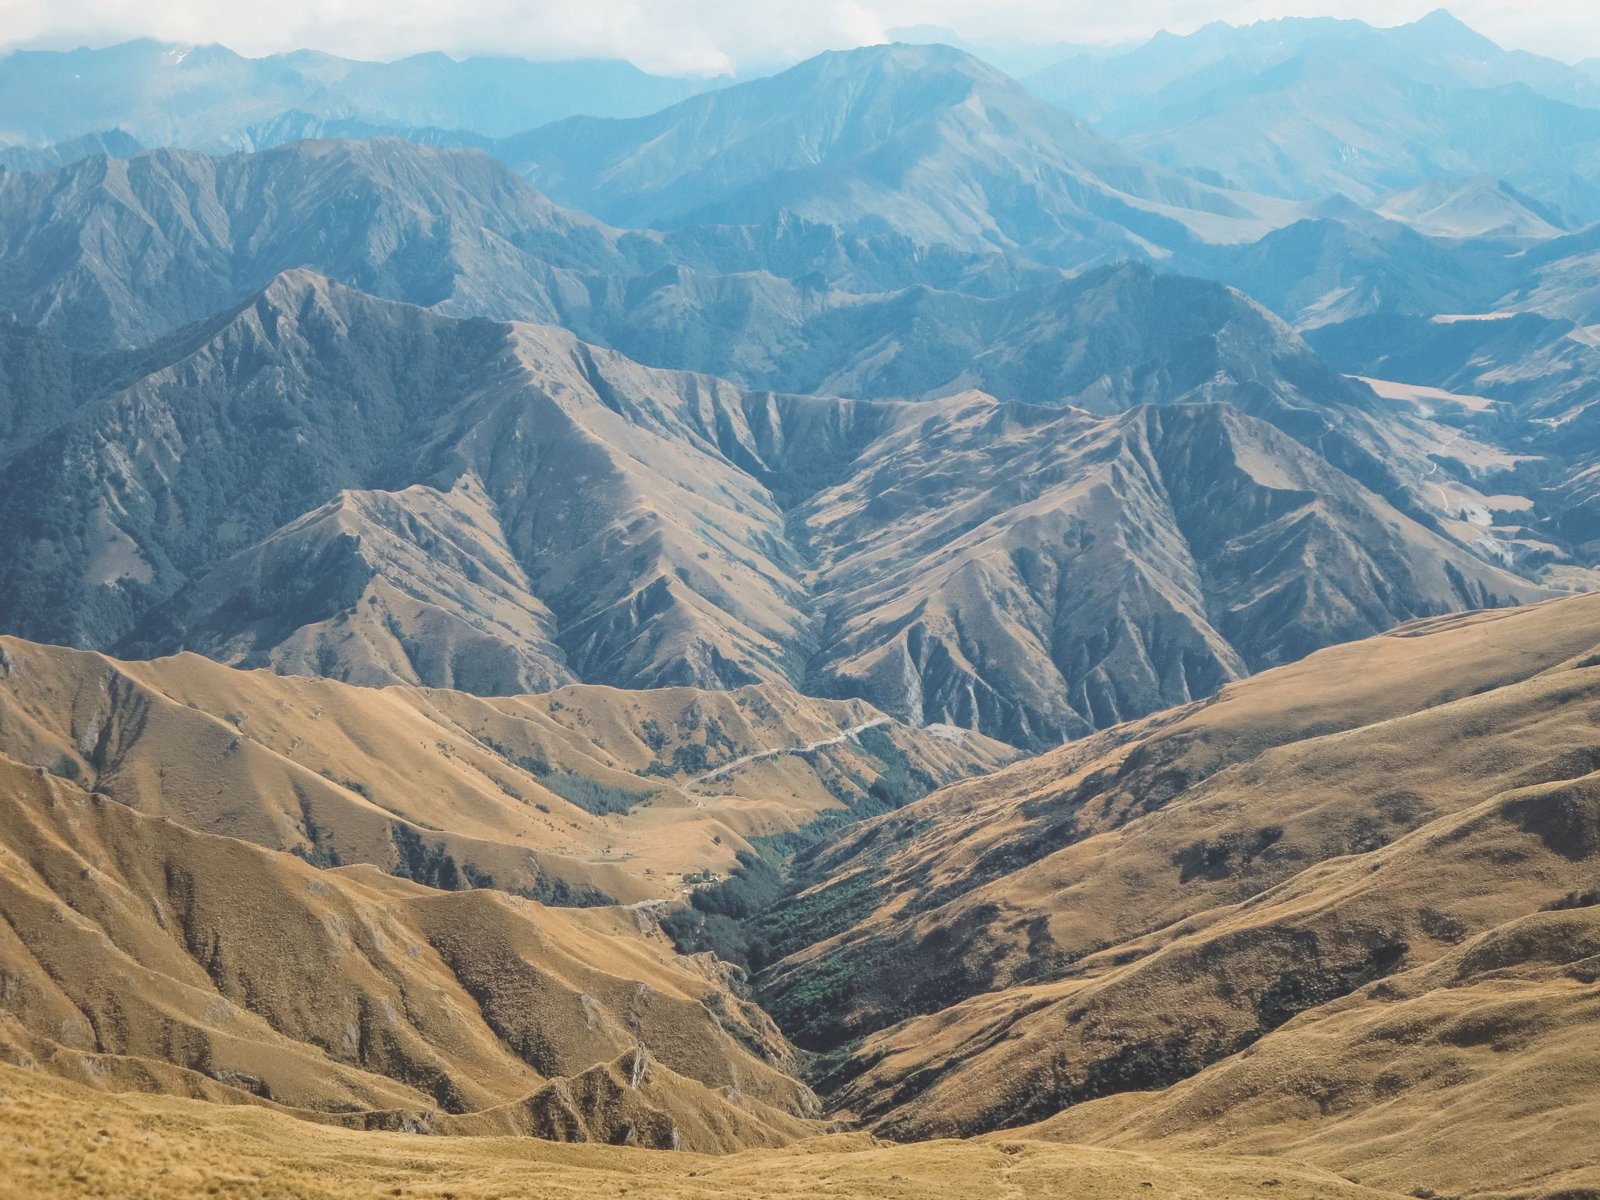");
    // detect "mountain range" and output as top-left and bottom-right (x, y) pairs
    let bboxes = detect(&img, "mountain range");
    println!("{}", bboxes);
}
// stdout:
(2, 10), (1600, 1198)
(0, 264), (1544, 747)
(501, 43), (1306, 266)
(0, 39), (709, 149)
(1027, 11), (1600, 223)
